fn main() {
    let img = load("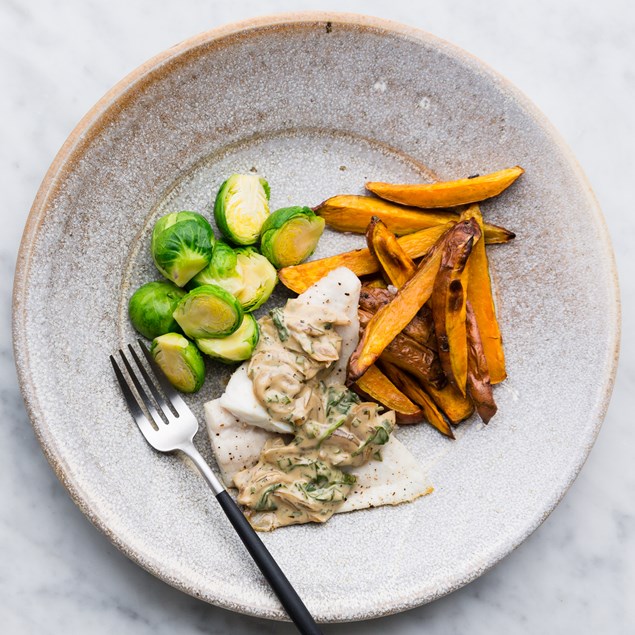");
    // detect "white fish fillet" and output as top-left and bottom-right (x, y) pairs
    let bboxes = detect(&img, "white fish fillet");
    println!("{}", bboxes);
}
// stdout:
(339, 436), (432, 512)
(286, 267), (361, 385)
(219, 267), (360, 432)
(205, 400), (431, 509)
(204, 398), (275, 487)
